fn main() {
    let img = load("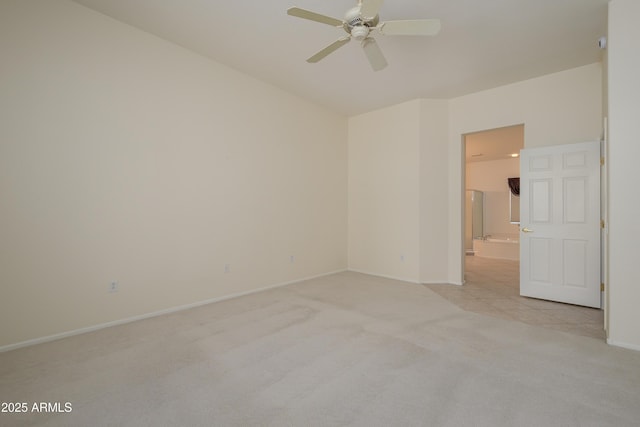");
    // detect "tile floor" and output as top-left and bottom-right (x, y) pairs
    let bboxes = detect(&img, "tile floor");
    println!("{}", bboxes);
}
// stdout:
(425, 255), (605, 340)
